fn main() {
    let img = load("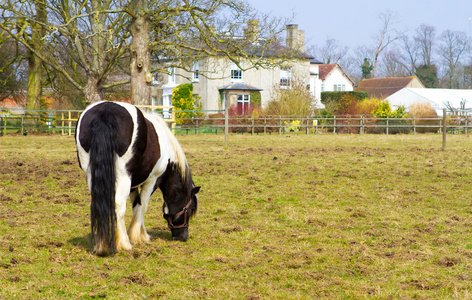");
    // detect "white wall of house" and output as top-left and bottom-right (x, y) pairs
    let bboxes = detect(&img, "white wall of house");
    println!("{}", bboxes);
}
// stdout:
(309, 64), (320, 101)
(309, 64), (355, 108)
(160, 56), (311, 112)
(322, 67), (354, 93)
